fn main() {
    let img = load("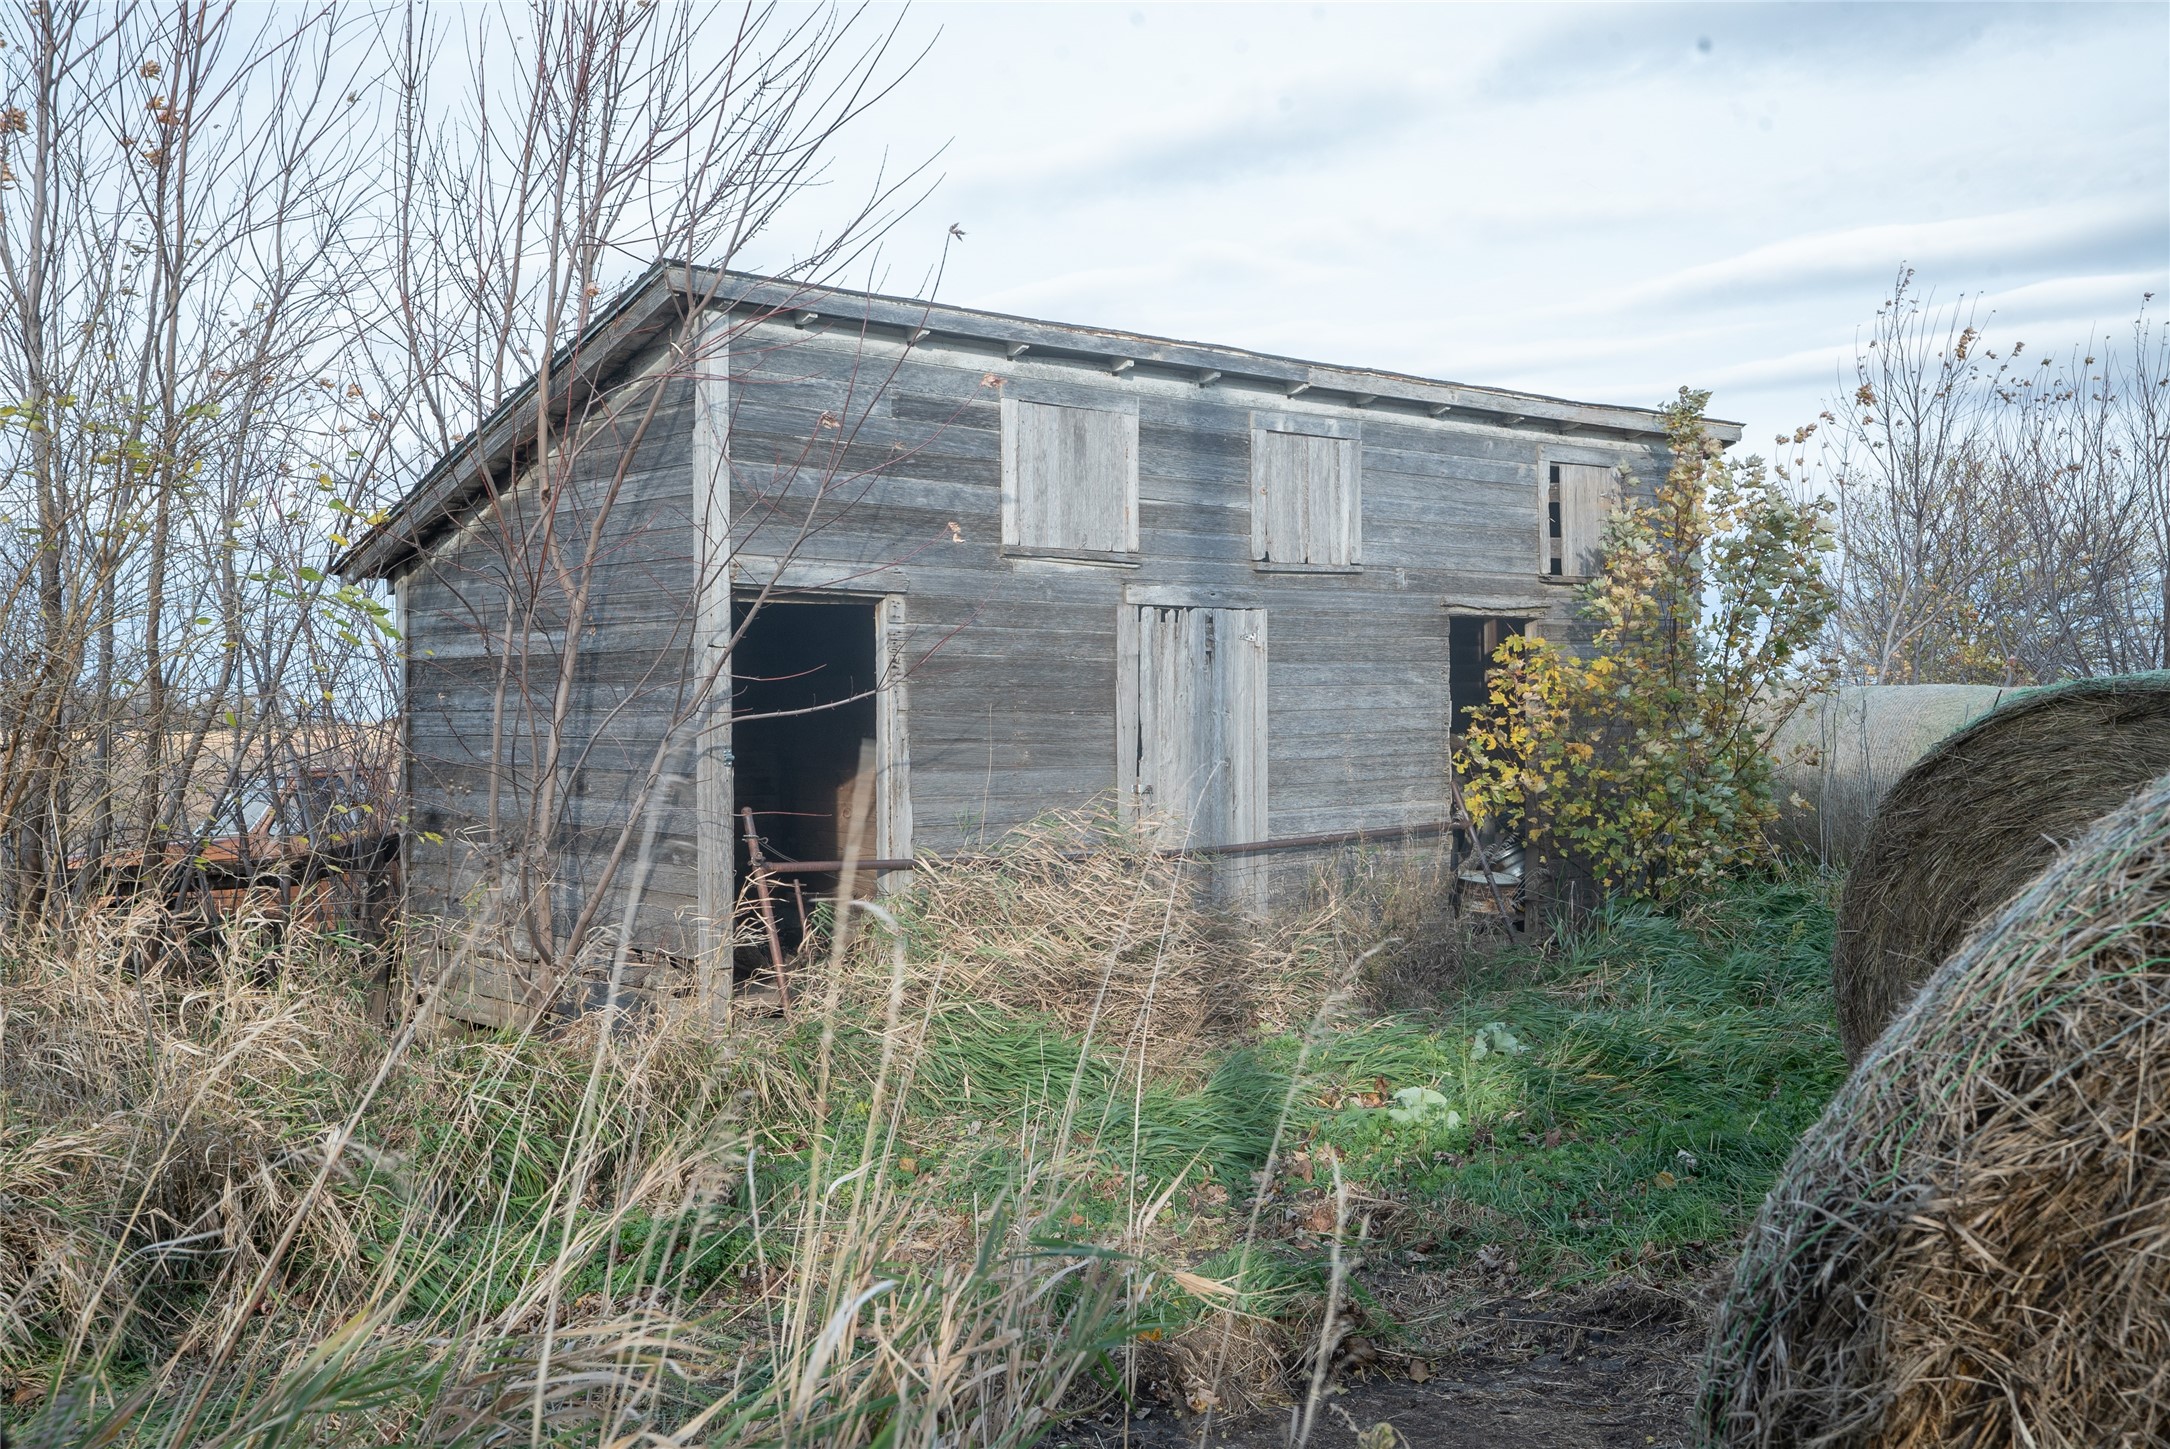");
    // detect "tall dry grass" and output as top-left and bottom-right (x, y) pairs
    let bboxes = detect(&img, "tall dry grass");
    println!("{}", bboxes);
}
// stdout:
(825, 810), (1352, 1069)
(0, 818), (1433, 1445)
